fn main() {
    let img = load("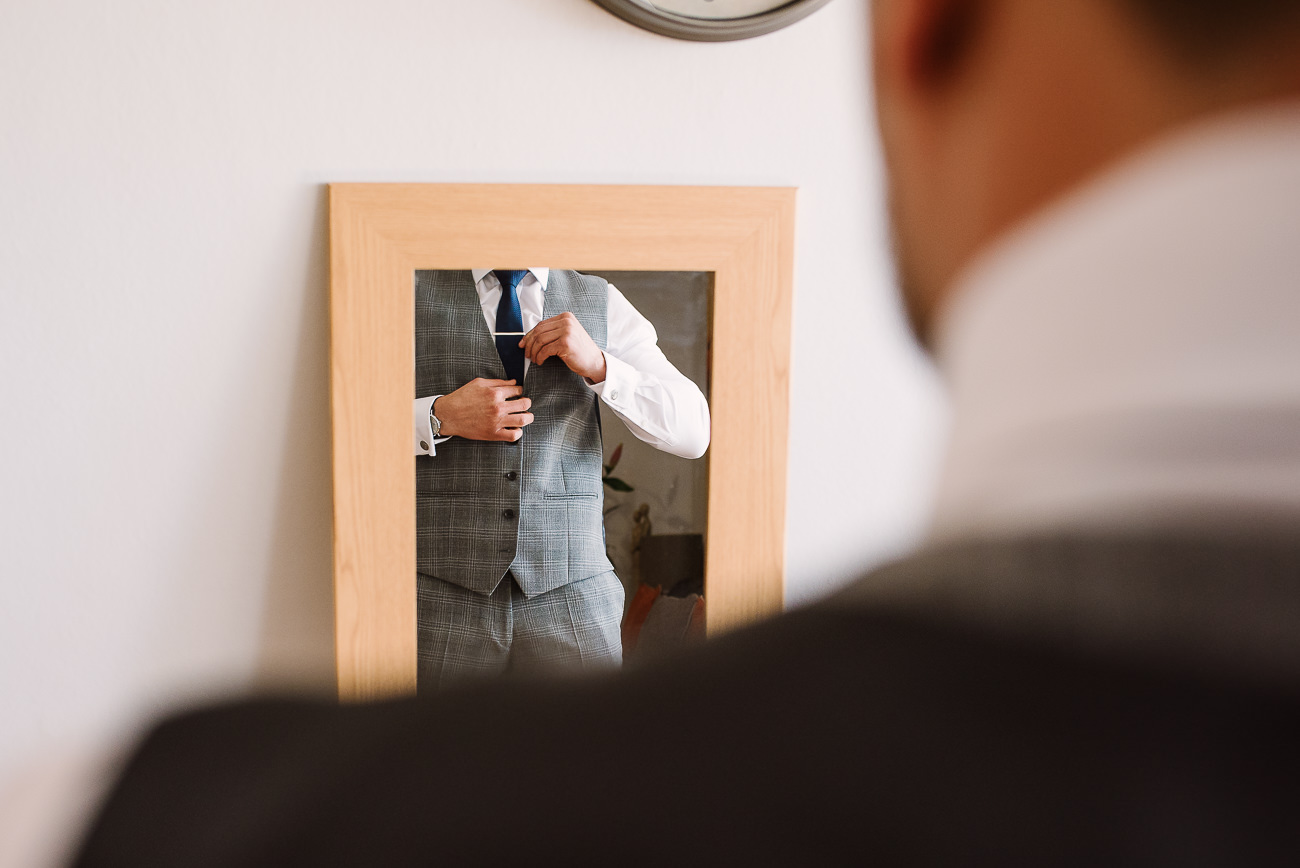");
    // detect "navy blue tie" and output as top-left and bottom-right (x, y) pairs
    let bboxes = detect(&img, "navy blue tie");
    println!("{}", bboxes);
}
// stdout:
(493, 270), (527, 384)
